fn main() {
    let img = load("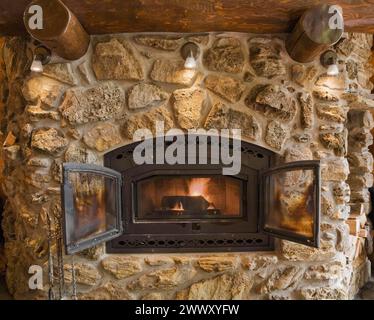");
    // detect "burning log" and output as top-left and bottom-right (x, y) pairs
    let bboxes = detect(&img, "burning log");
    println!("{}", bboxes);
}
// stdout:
(162, 195), (210, 213)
